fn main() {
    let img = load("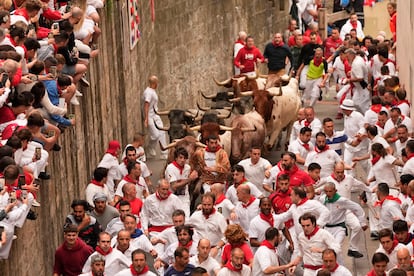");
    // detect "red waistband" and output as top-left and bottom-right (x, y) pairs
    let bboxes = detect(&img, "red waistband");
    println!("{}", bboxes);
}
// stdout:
(148, 225), (173, 232)
(304, 264), (323, 270)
